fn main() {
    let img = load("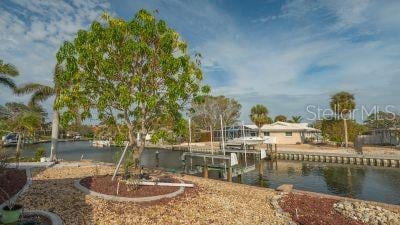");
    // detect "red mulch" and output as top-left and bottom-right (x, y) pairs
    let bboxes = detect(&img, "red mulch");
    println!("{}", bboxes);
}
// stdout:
(0, 169), (27, 204)
(80, 175), (184, 198)
(279, 193), (364, 225)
